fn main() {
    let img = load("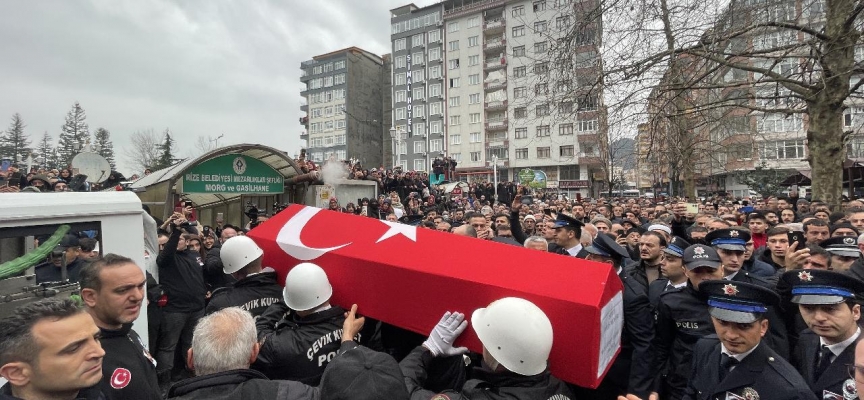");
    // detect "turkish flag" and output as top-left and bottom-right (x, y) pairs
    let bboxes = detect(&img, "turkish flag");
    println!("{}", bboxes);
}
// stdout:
(247, 205), (623, 388)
